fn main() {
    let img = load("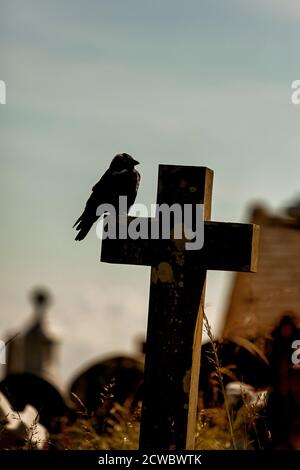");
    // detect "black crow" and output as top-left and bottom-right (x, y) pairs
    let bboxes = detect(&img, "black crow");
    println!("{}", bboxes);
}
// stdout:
(73, 153), (140, 241)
